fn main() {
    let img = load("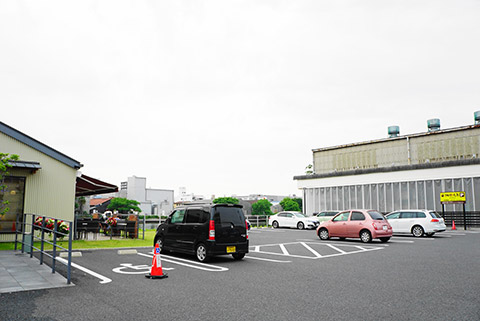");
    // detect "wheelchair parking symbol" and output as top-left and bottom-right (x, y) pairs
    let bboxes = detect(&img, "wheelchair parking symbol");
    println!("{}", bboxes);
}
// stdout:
(112, 263), (174, 274)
